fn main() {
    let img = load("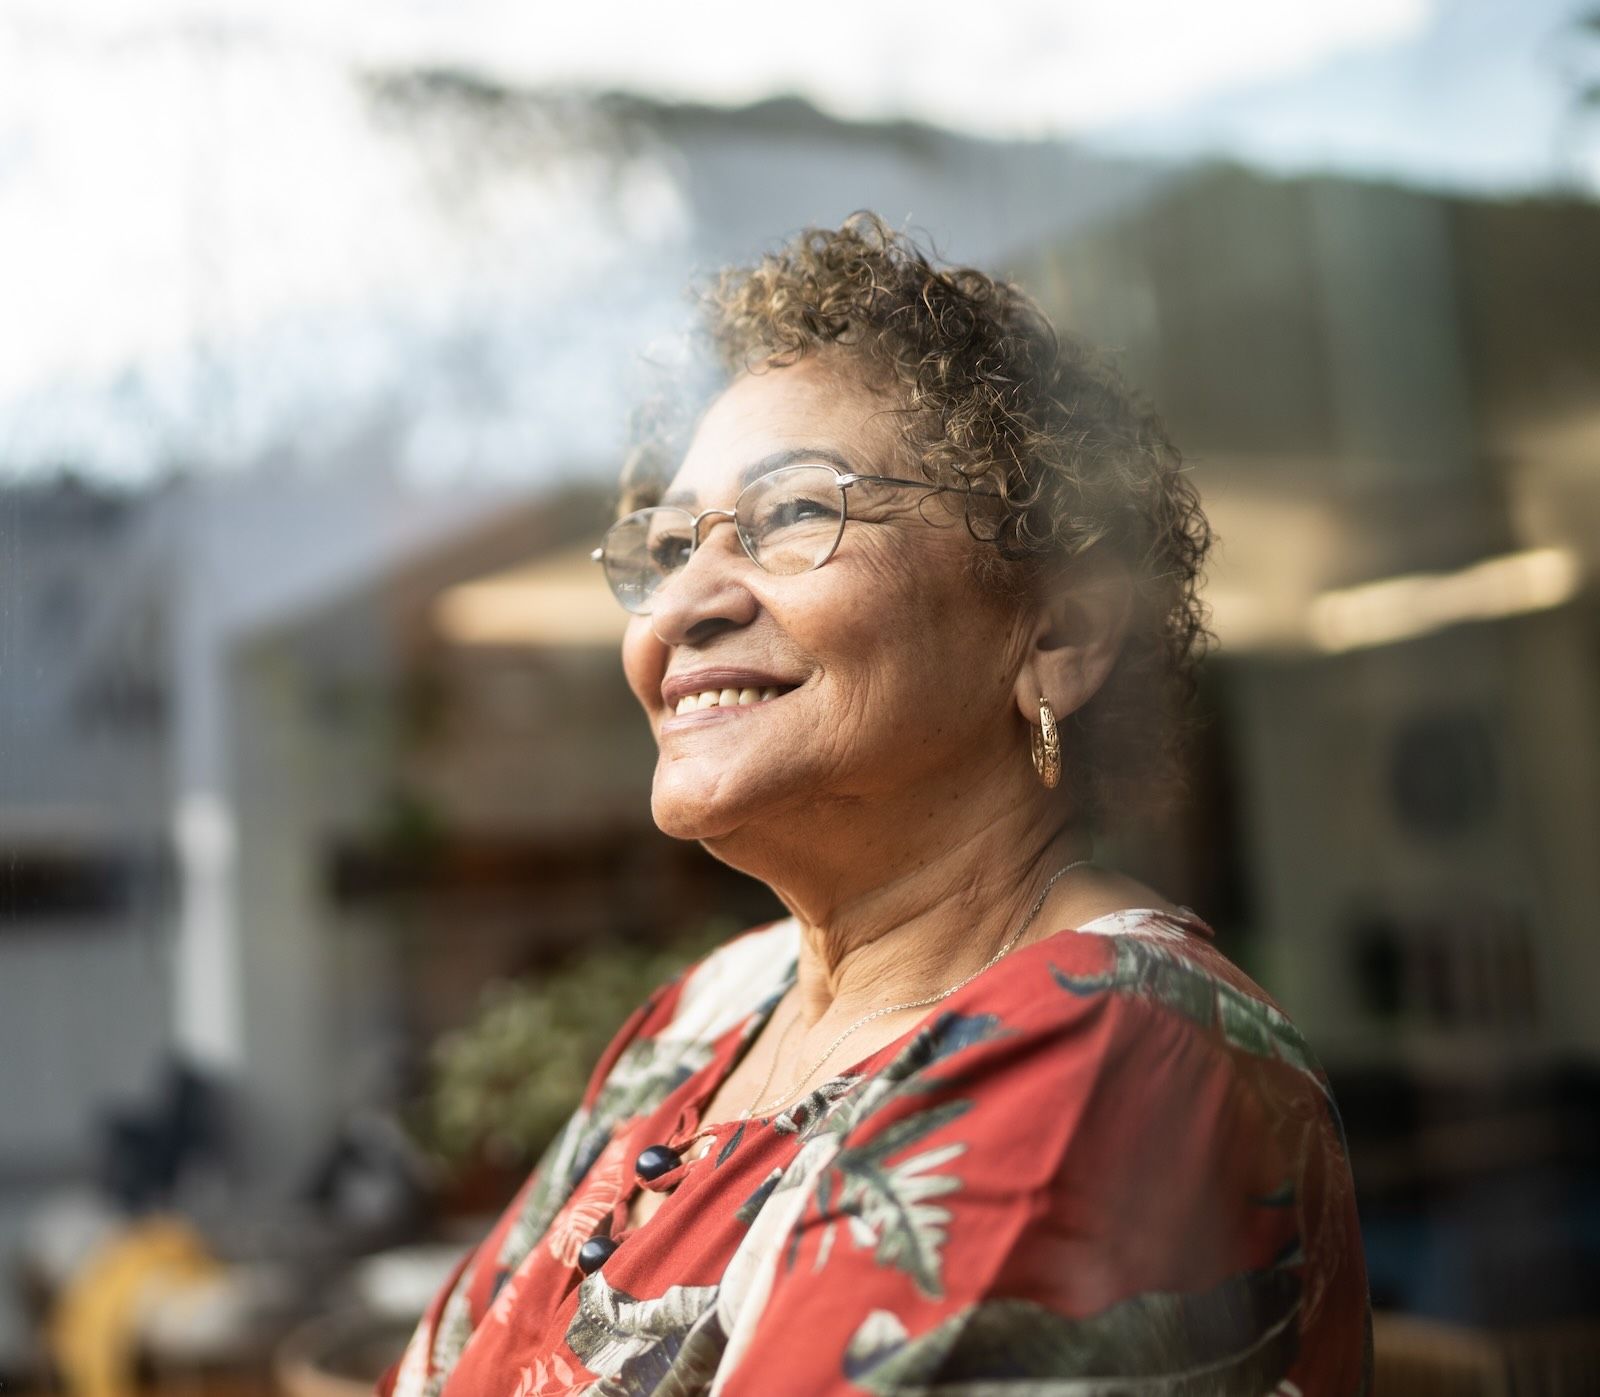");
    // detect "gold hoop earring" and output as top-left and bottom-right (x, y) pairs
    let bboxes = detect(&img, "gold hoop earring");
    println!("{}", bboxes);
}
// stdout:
(1030, 696), (1061, 789)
